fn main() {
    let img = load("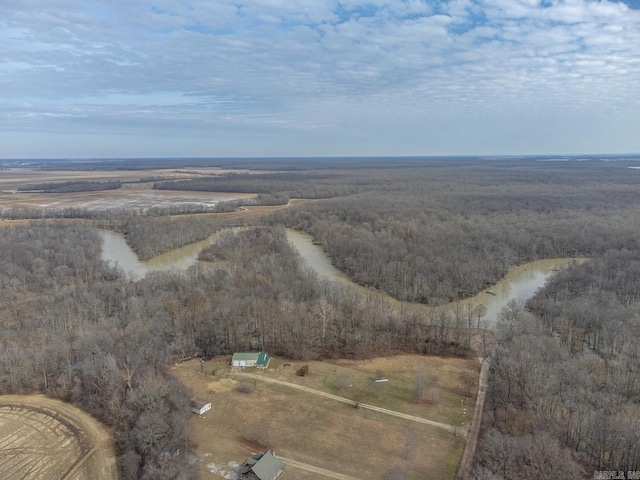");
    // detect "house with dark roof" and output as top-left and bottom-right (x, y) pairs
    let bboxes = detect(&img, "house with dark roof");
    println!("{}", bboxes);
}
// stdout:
(232, 352), (271, 368)
(238, 450), (284, 480)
